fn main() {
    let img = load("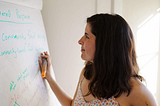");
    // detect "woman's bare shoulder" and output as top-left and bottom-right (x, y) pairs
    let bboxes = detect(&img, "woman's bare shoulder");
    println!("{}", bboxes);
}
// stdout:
(128, 78), (157, 106)
(71, 68), (85, 106)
